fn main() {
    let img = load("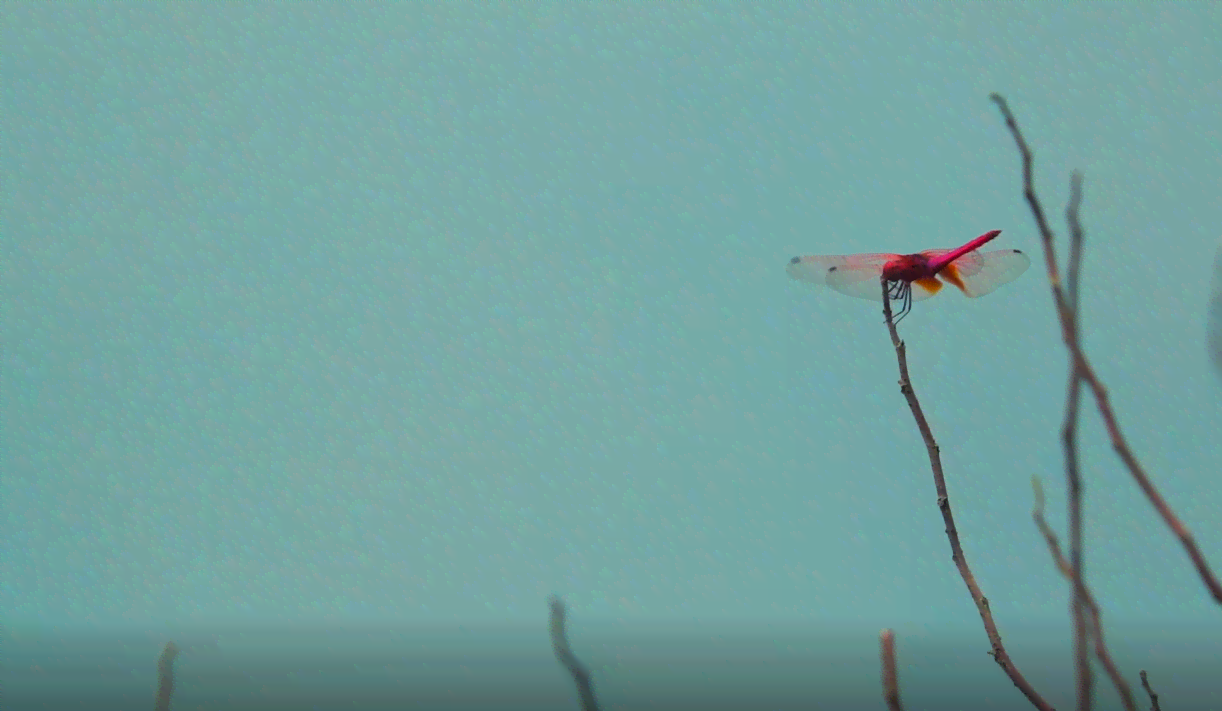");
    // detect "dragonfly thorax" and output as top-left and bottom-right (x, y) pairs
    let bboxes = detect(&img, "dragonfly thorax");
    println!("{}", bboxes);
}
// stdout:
(882, 253), (937, 283)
